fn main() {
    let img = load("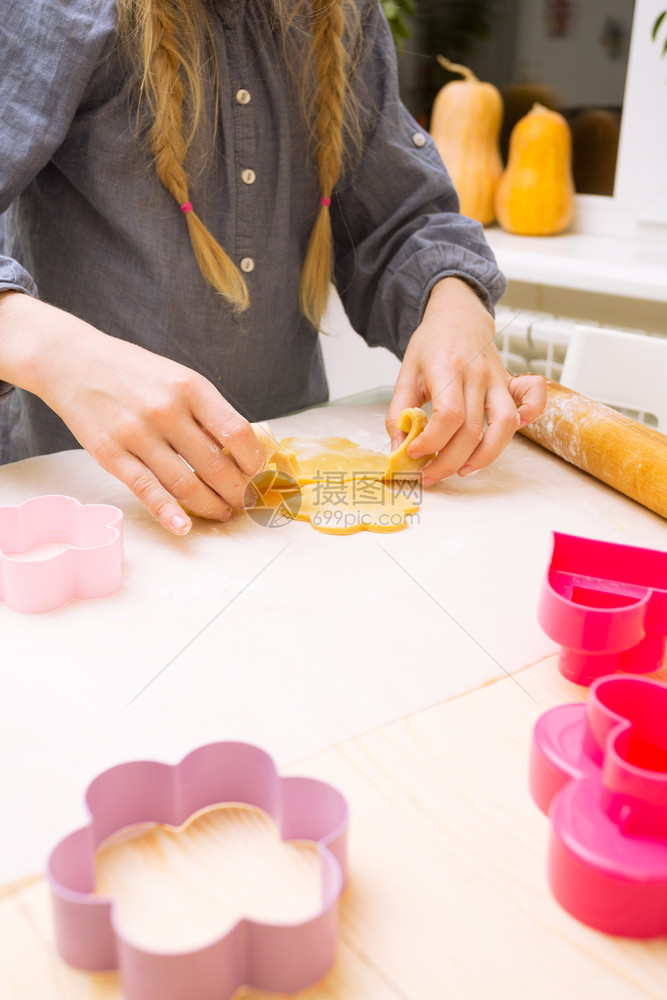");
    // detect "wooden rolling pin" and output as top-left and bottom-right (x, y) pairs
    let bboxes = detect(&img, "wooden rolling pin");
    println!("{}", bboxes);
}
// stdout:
(518, 381), (667, 520)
